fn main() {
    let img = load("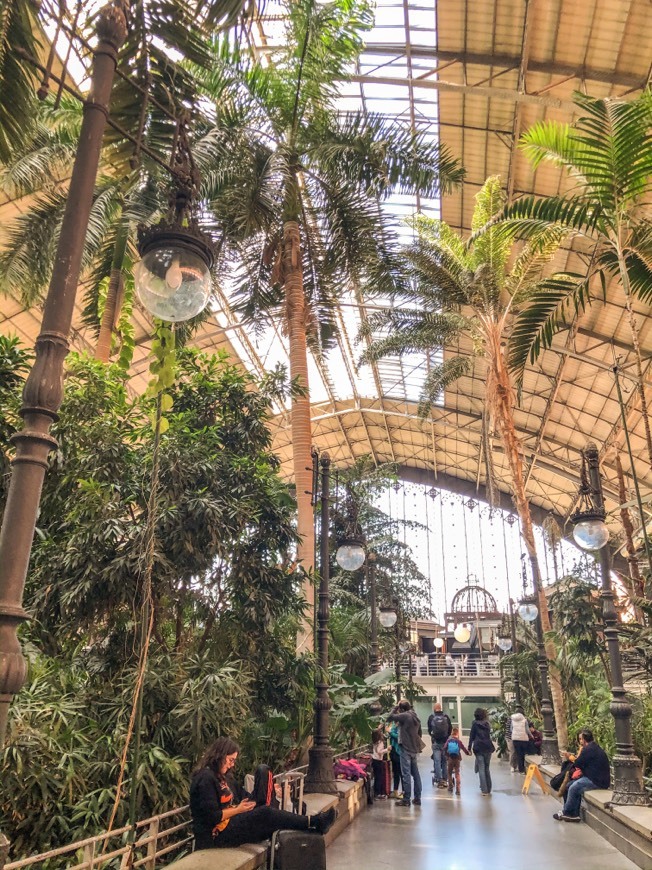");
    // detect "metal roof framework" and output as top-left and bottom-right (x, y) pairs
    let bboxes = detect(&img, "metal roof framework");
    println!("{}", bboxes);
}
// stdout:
(1, 0), (652, 550)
